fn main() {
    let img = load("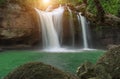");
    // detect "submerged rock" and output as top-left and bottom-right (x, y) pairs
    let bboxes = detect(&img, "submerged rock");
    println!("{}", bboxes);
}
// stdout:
(4, 62), (79, 79)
